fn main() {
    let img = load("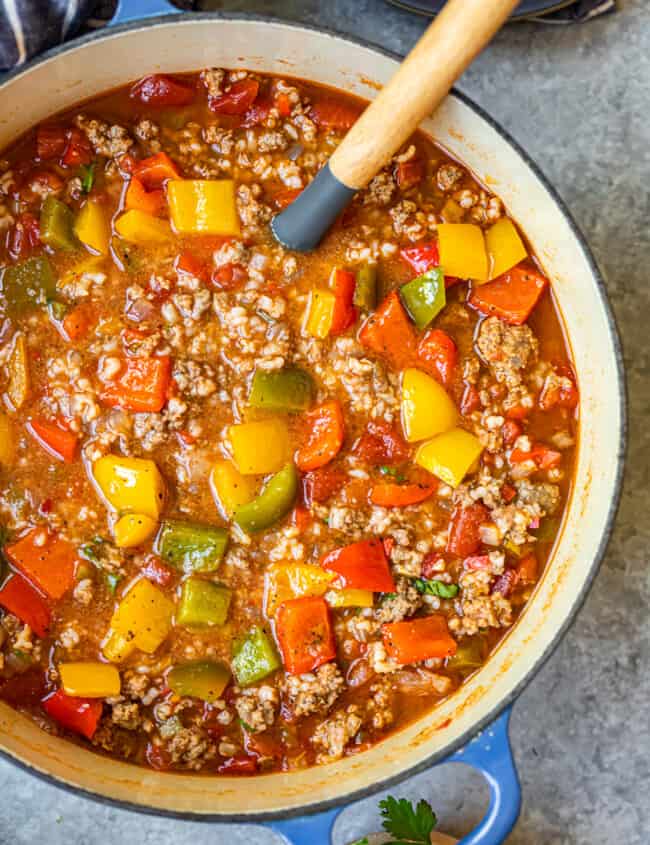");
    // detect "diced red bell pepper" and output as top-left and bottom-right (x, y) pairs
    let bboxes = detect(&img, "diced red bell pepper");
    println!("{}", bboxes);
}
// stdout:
(417, 328), (457, 387)
(133, 152), (181, 191)
(302, 466), (347, 506)
(460, 383), (481, 416)
(5, 527), (77, 600)
(61, 128), (92, 168)
(359, 291), (418, 371)
(124, 176), (165, 217)
(0, 575), (51, 637)
(0, 668), (48, 706)
(296, 400), (345, 472)
(509, 443), (561, 470)
(329, 268), (358, 335)
(275, 596), (336, 675)
(447, 503), (489, 557)
(142, 554), (176, 588)
(211, 263), (247, 291)
(36, 125), (67, 161)
(322, 538), (395, 592)
(42, 689), (103, 740)
(468, 264), (548, 325)
(395, 158), (425, 191)
(400, 241), (439, 275)
(130, 74), (195, 107)
(27, 418), (78, 463)
(353, 420), (410, 466)
(310, 99), (362, 131)
(101, 355), (171, 413)
(382, 615), (457, 664)
(539, 365), (579, 411)
(208, 79), (260, 115)
(369, 481), (436, 508)
(6, 213), (41, 260)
